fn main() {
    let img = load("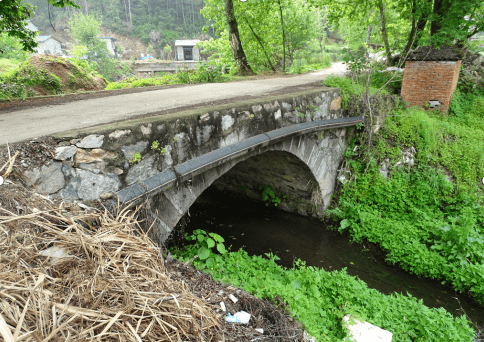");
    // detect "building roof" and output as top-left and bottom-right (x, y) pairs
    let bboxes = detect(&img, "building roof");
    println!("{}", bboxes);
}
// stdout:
(35, 36), (63, 44)
(175, 39), (200, 46)
(99, 37), (118, 41)
(407, 46), (464, 61)
(26, 21), (39, 32)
